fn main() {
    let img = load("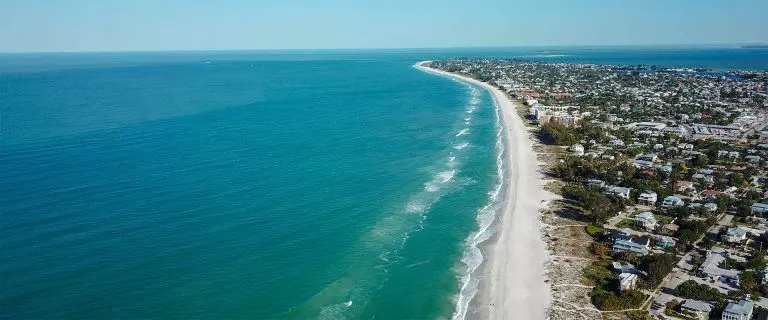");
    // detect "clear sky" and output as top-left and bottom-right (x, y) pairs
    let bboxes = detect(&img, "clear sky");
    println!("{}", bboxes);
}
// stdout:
(1, 0), (766, 52)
